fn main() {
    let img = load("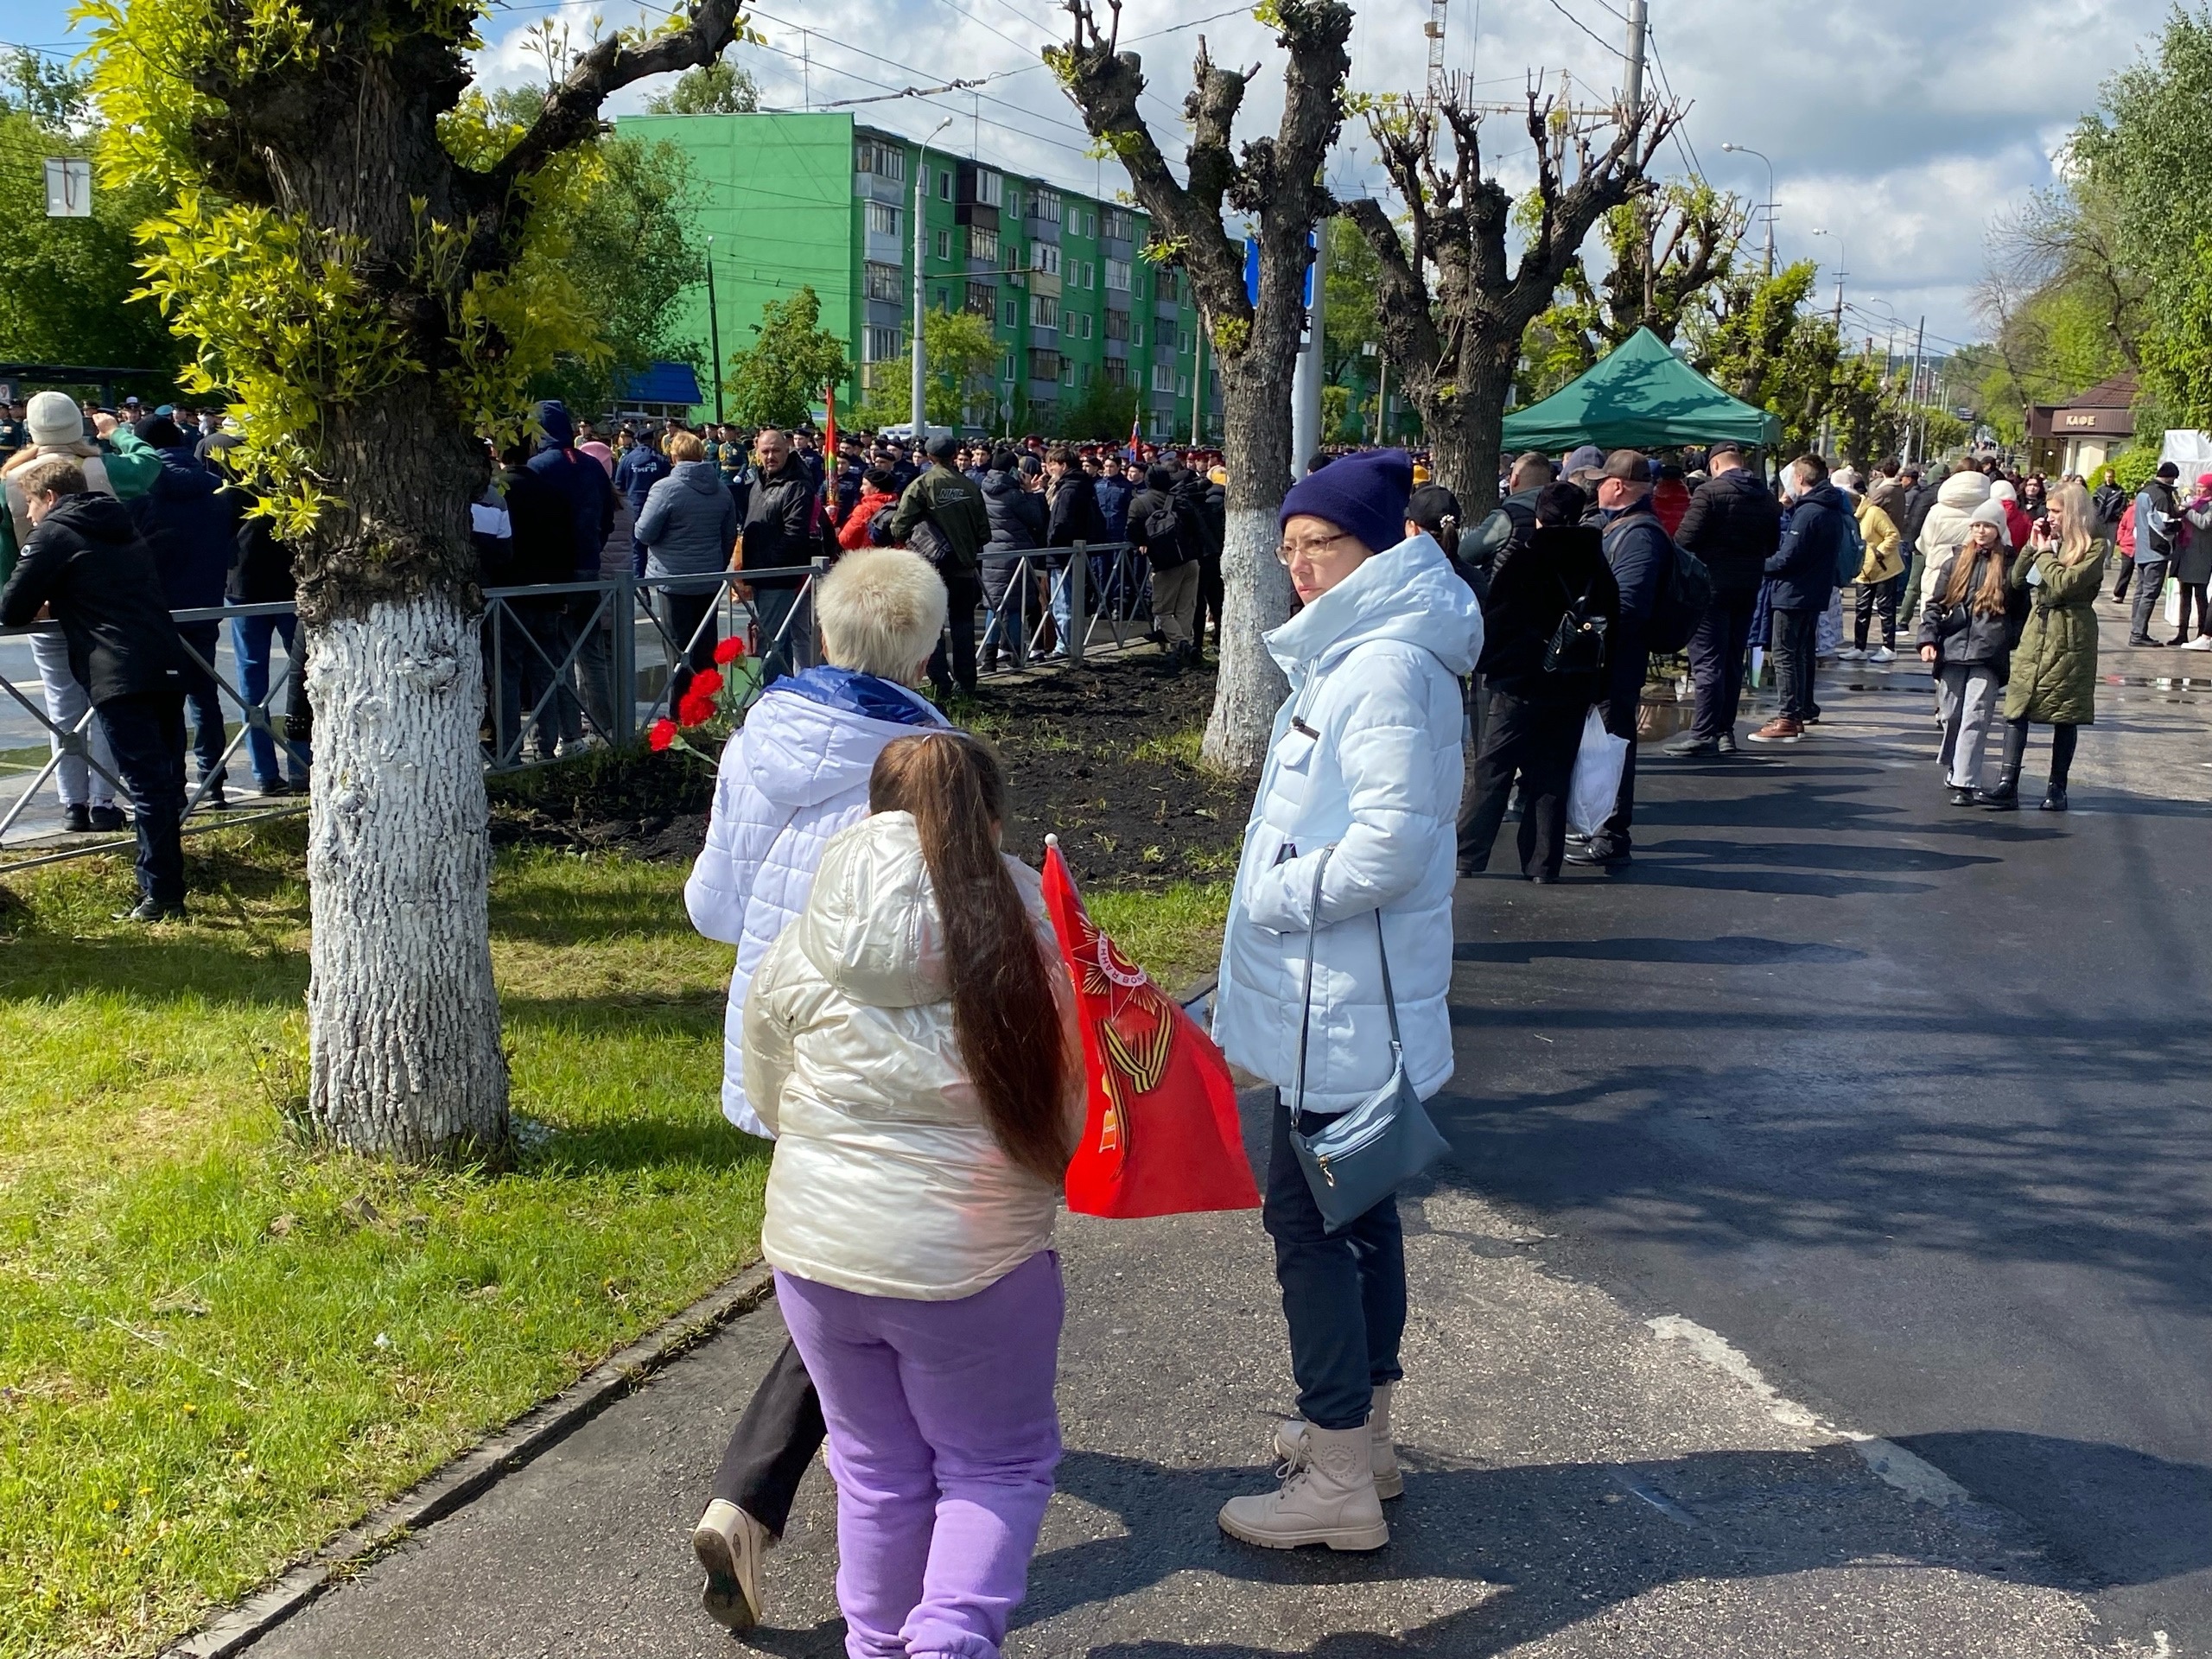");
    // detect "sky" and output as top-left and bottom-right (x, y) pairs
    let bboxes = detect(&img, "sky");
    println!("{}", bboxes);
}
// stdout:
(0, 0), (2175, 355)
